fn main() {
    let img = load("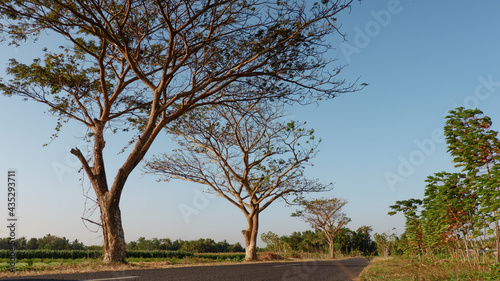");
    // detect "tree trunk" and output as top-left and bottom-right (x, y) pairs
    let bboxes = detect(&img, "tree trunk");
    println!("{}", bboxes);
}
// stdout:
(100, 196), (127, 263)
(242, 212), (259, 261)
(329, 241), (335, 259)
(494, 212), (500, 263)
